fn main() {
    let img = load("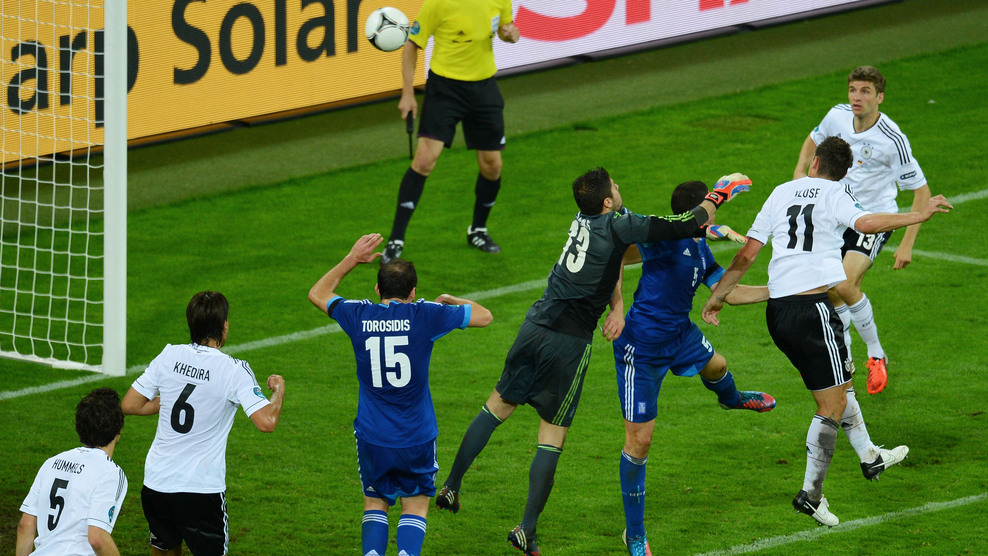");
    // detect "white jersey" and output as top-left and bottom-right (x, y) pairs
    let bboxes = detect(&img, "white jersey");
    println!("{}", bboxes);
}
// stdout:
(748, 176), (871, 298)
(132, 343), (270, 493)
(810, 104), (926, 213)
(20, 447), (127, 556)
